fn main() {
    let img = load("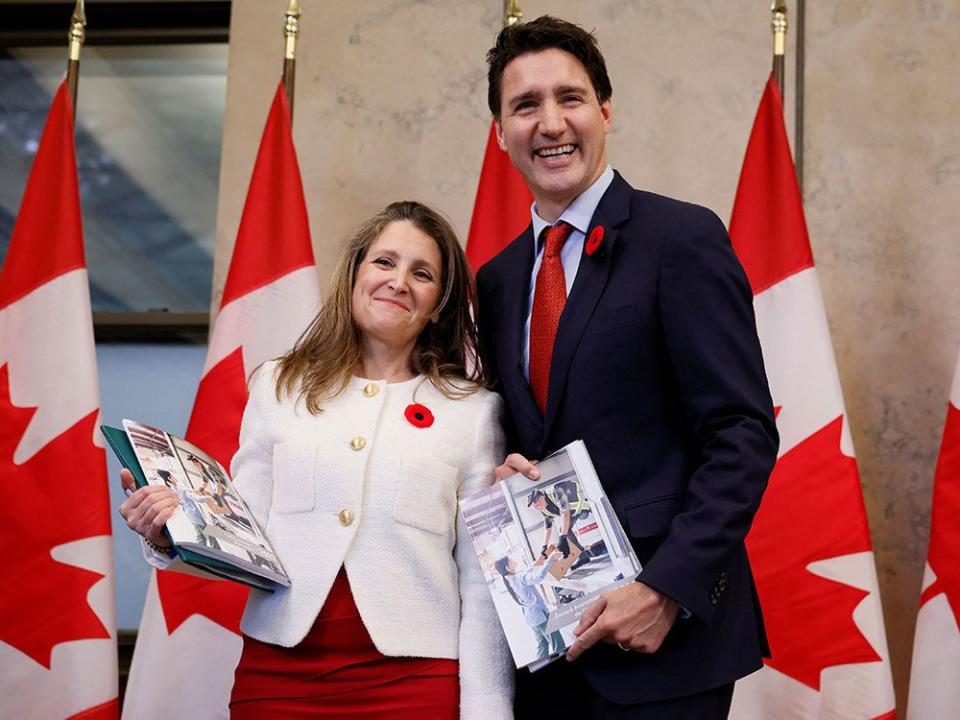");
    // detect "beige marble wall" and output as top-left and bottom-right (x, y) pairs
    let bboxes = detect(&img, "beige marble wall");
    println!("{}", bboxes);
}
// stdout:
(804, 0), (960, 709)
(216, 0), (960, 710)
